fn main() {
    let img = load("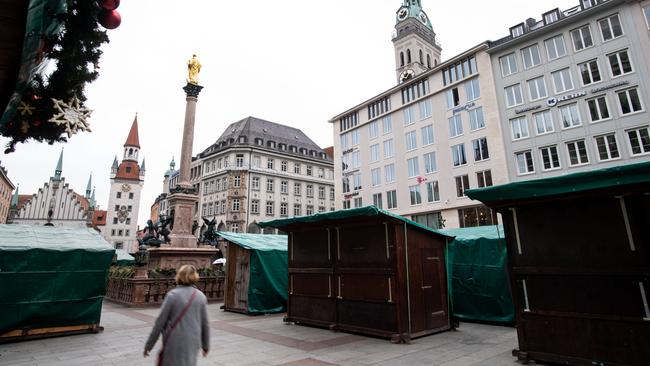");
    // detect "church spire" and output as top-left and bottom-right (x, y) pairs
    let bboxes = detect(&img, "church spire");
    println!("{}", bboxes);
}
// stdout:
(85, 173), (93, 198)
(124, 115), (140, 148)
(54, 149), (63, 180)
(89, 187), (96, 209)
(11, 184), (19, 207)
